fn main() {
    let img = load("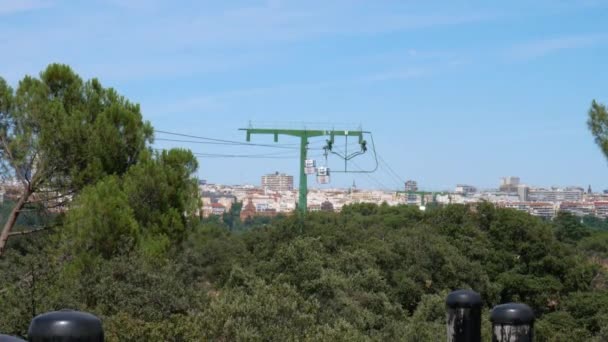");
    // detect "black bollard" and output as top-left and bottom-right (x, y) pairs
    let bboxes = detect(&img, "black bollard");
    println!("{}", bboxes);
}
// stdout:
(0, 335), (26, 342)
(27, 310), (104, 342)
(445, 289), (482, 342)
(490, 303), (534, 342)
